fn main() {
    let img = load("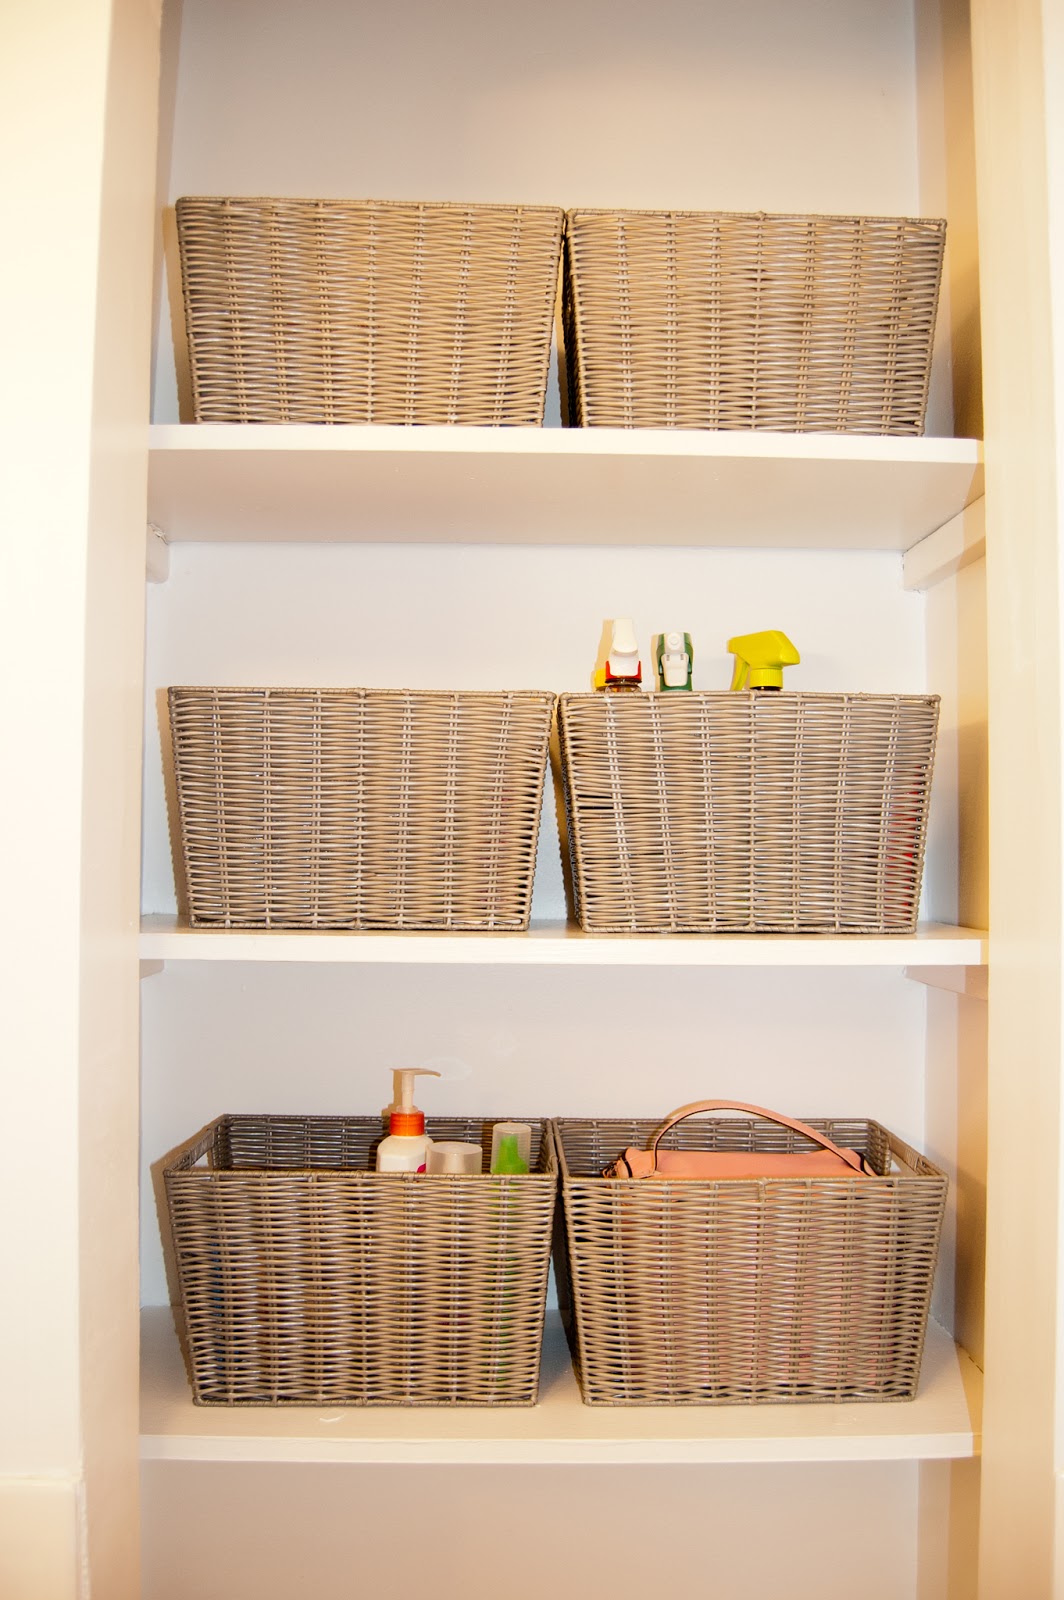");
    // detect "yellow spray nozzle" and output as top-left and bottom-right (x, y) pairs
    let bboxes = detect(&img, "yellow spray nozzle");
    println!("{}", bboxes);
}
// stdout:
(727, 630), (801, 691)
